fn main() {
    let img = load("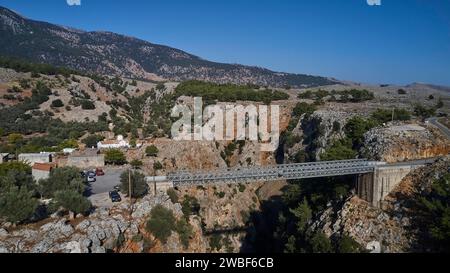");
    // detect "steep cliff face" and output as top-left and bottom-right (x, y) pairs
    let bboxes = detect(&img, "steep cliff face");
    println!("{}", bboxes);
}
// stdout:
(310, 156), (450, 253)
(283, 110), (355, 162)
(363, 123), (450, 163)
